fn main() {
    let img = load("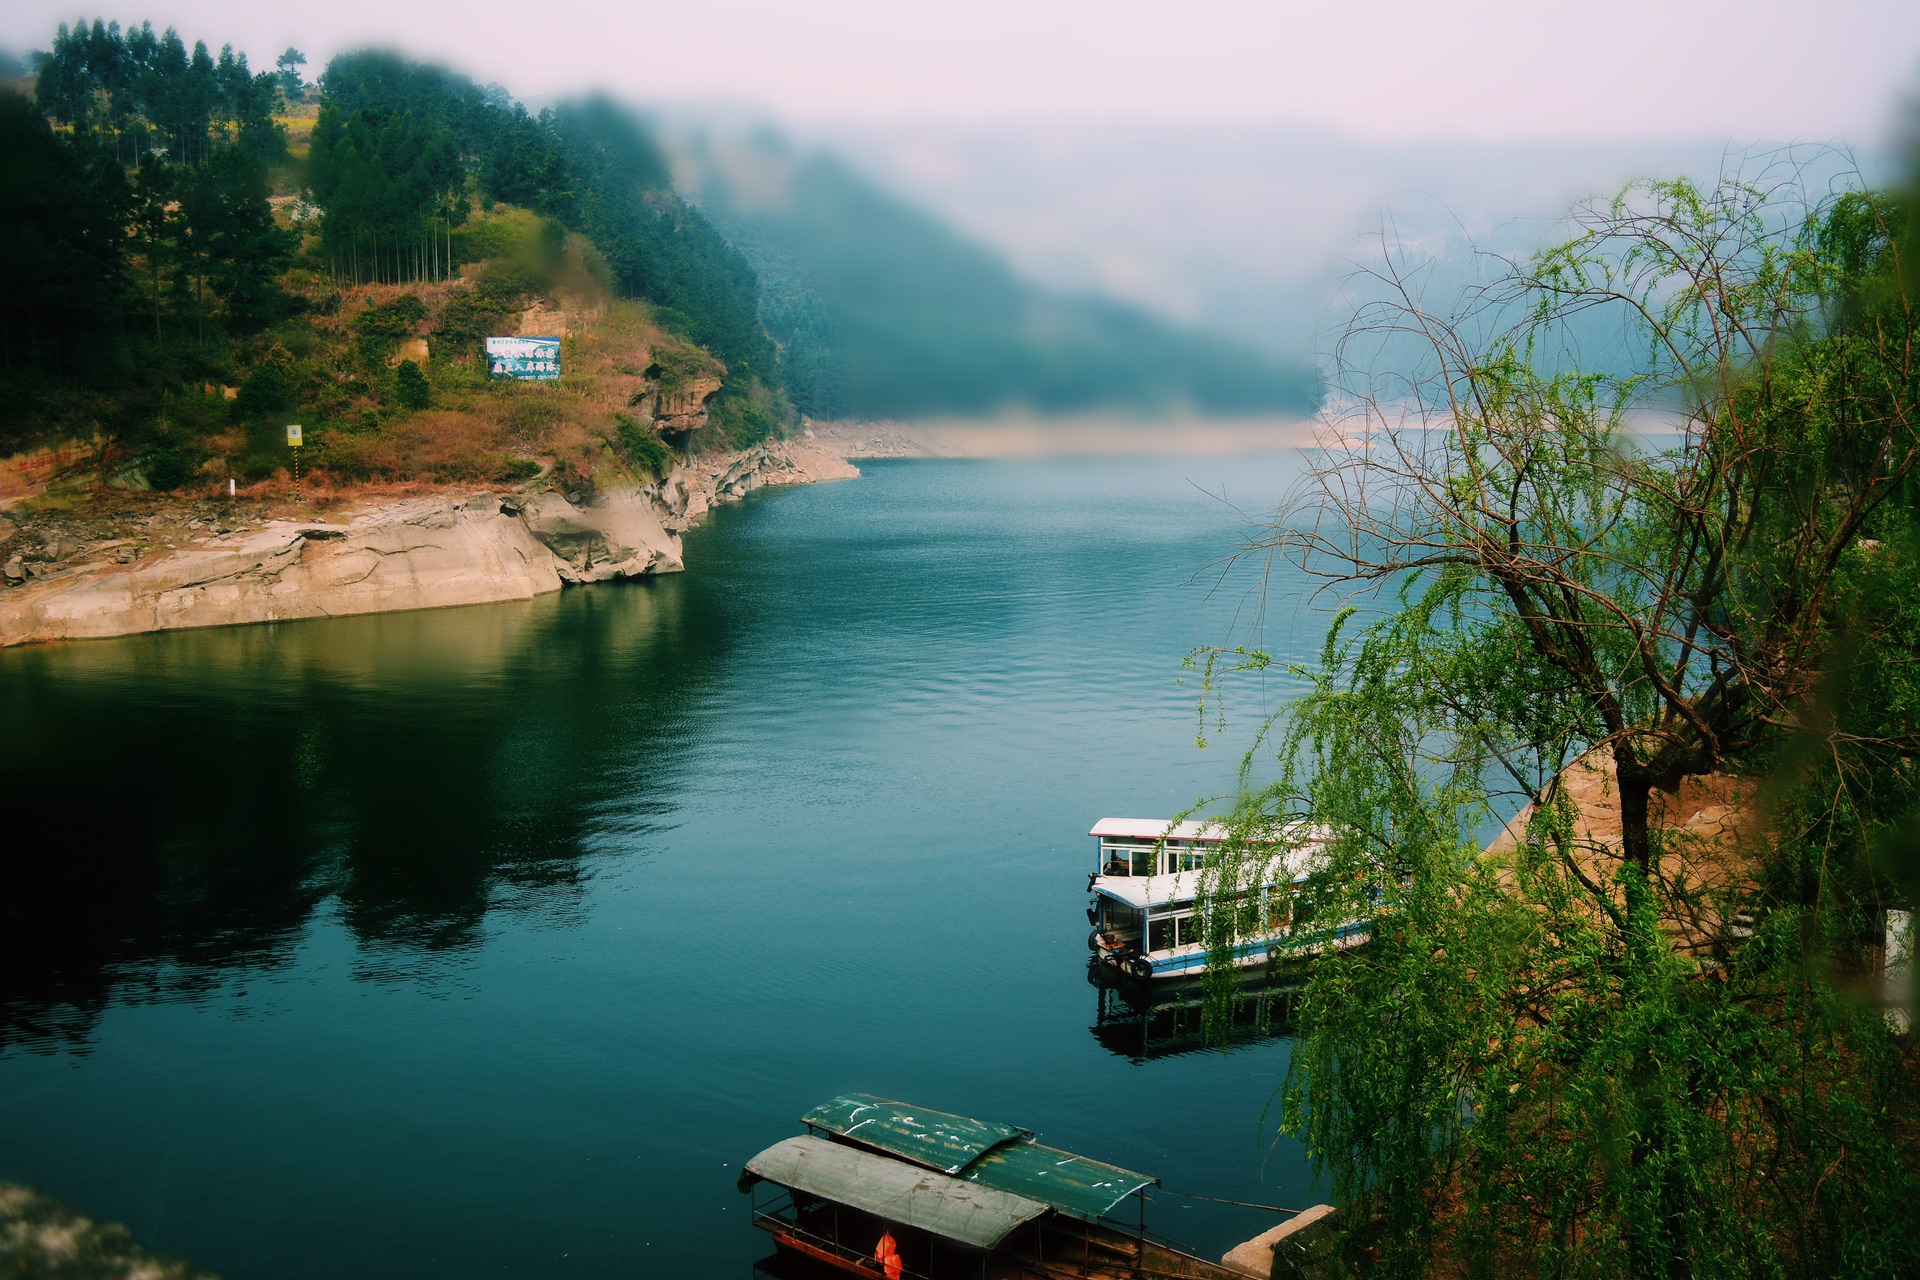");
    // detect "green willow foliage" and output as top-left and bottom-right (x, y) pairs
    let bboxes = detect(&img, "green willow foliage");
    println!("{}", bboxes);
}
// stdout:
(1197, 167), (1919, 1278)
